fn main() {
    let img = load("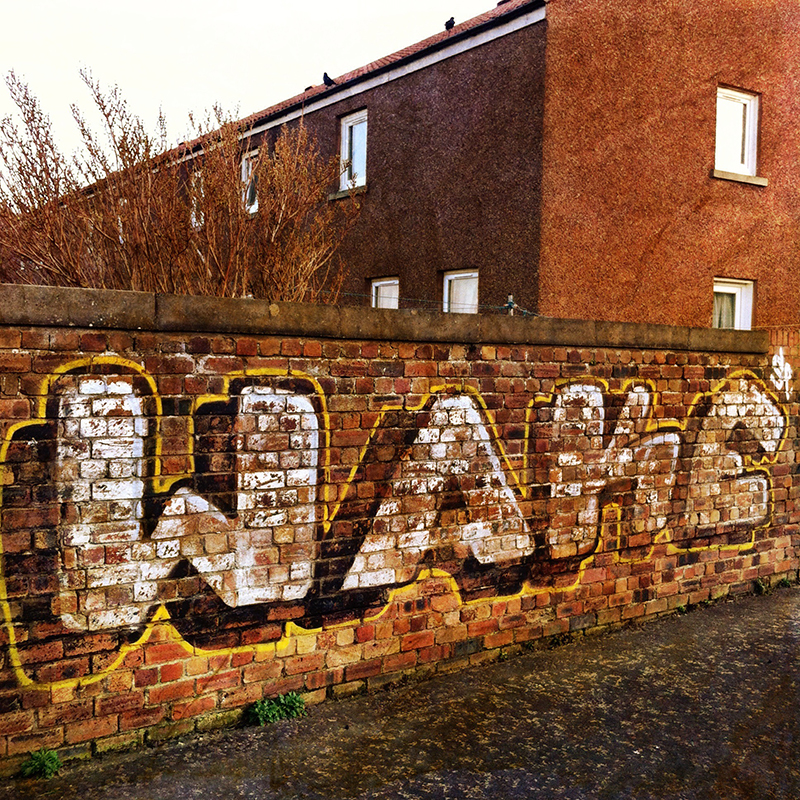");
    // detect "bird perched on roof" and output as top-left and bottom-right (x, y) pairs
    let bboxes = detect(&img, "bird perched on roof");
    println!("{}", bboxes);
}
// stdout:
(445, 17), (455, 30)
(323, 72), (336, 87)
